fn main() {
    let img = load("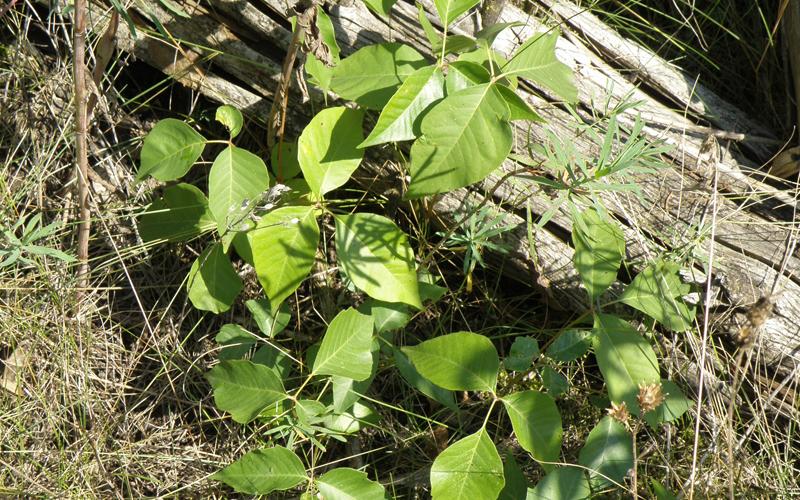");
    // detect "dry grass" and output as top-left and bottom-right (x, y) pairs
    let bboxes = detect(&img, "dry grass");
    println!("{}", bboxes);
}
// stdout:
(2, 0), (800, 498)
